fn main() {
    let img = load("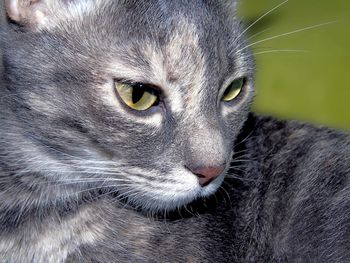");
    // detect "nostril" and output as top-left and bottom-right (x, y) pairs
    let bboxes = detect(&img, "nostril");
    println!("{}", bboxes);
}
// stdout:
(185, 164), (226, 187)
